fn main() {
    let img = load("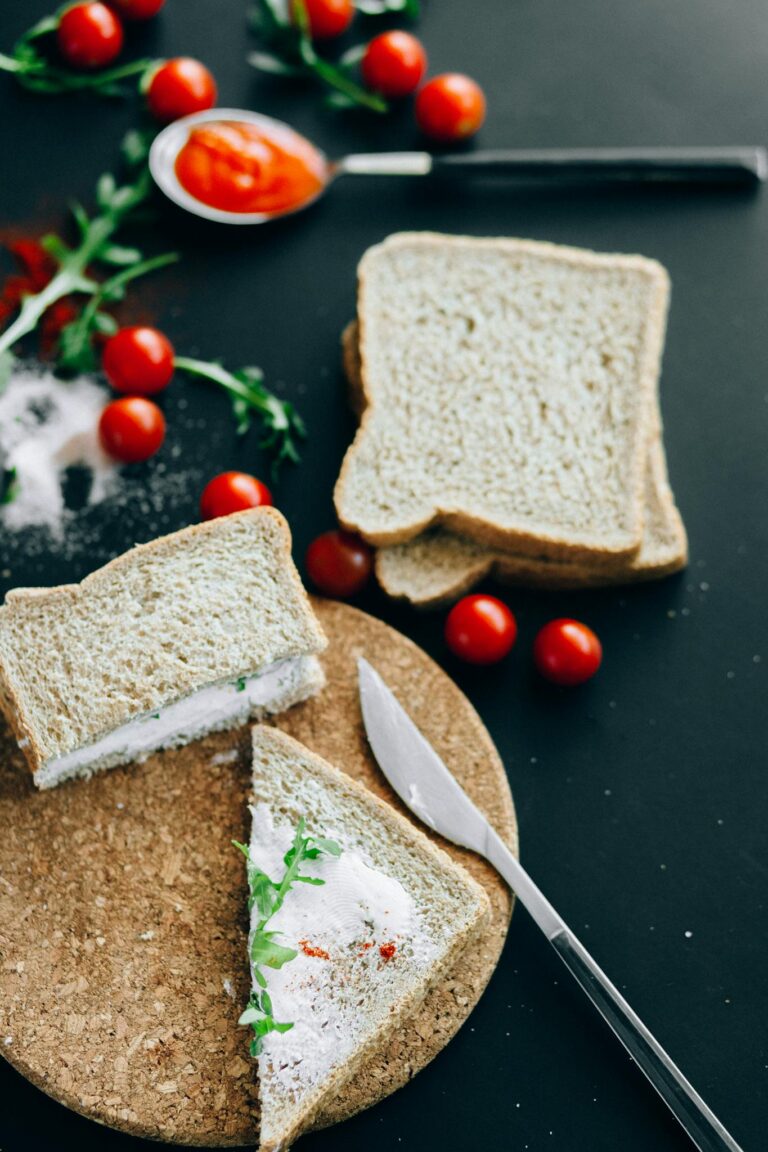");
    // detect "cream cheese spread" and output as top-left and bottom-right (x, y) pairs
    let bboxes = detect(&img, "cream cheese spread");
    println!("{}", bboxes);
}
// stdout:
(34, 657), (312, 789)
(248, 803), (438, 1103)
